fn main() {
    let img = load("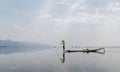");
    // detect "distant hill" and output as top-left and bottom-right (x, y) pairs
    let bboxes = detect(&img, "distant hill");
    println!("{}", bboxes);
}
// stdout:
(0, 40), (51, 48)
